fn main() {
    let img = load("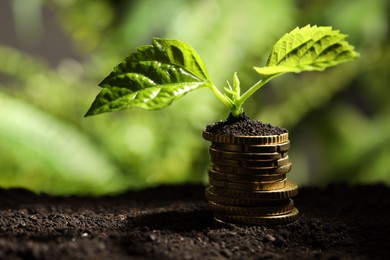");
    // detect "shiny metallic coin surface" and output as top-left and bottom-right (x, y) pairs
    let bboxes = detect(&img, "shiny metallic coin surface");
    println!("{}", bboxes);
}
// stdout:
(204, 130), (298, 226)
(214, 207), (299, 226)
(211, 156), (290, 168)
(205, 186), (290, 206)
(202, 131), (289, 145)
(209, 178), (286, 191)
(208, 199), (294, 216)
(208, 168), (286, 183)
(213, 163), (292, 175)
(209, 147), (285, 160)
(211, 141), (290, 153)
(211, 181), (298, 200)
